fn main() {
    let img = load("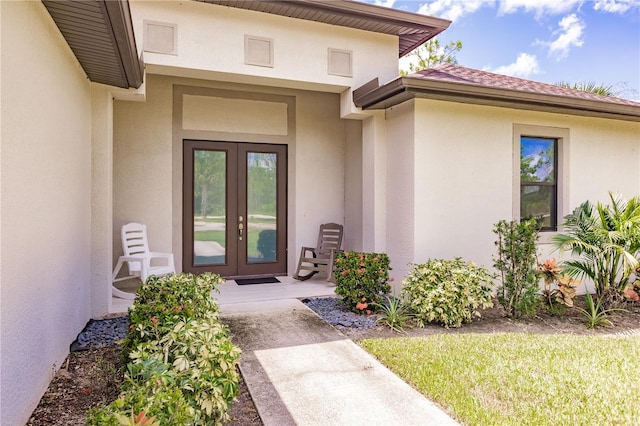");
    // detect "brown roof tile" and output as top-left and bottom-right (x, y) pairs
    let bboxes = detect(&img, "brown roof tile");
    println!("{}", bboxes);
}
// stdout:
(412, 64), (640, 108)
